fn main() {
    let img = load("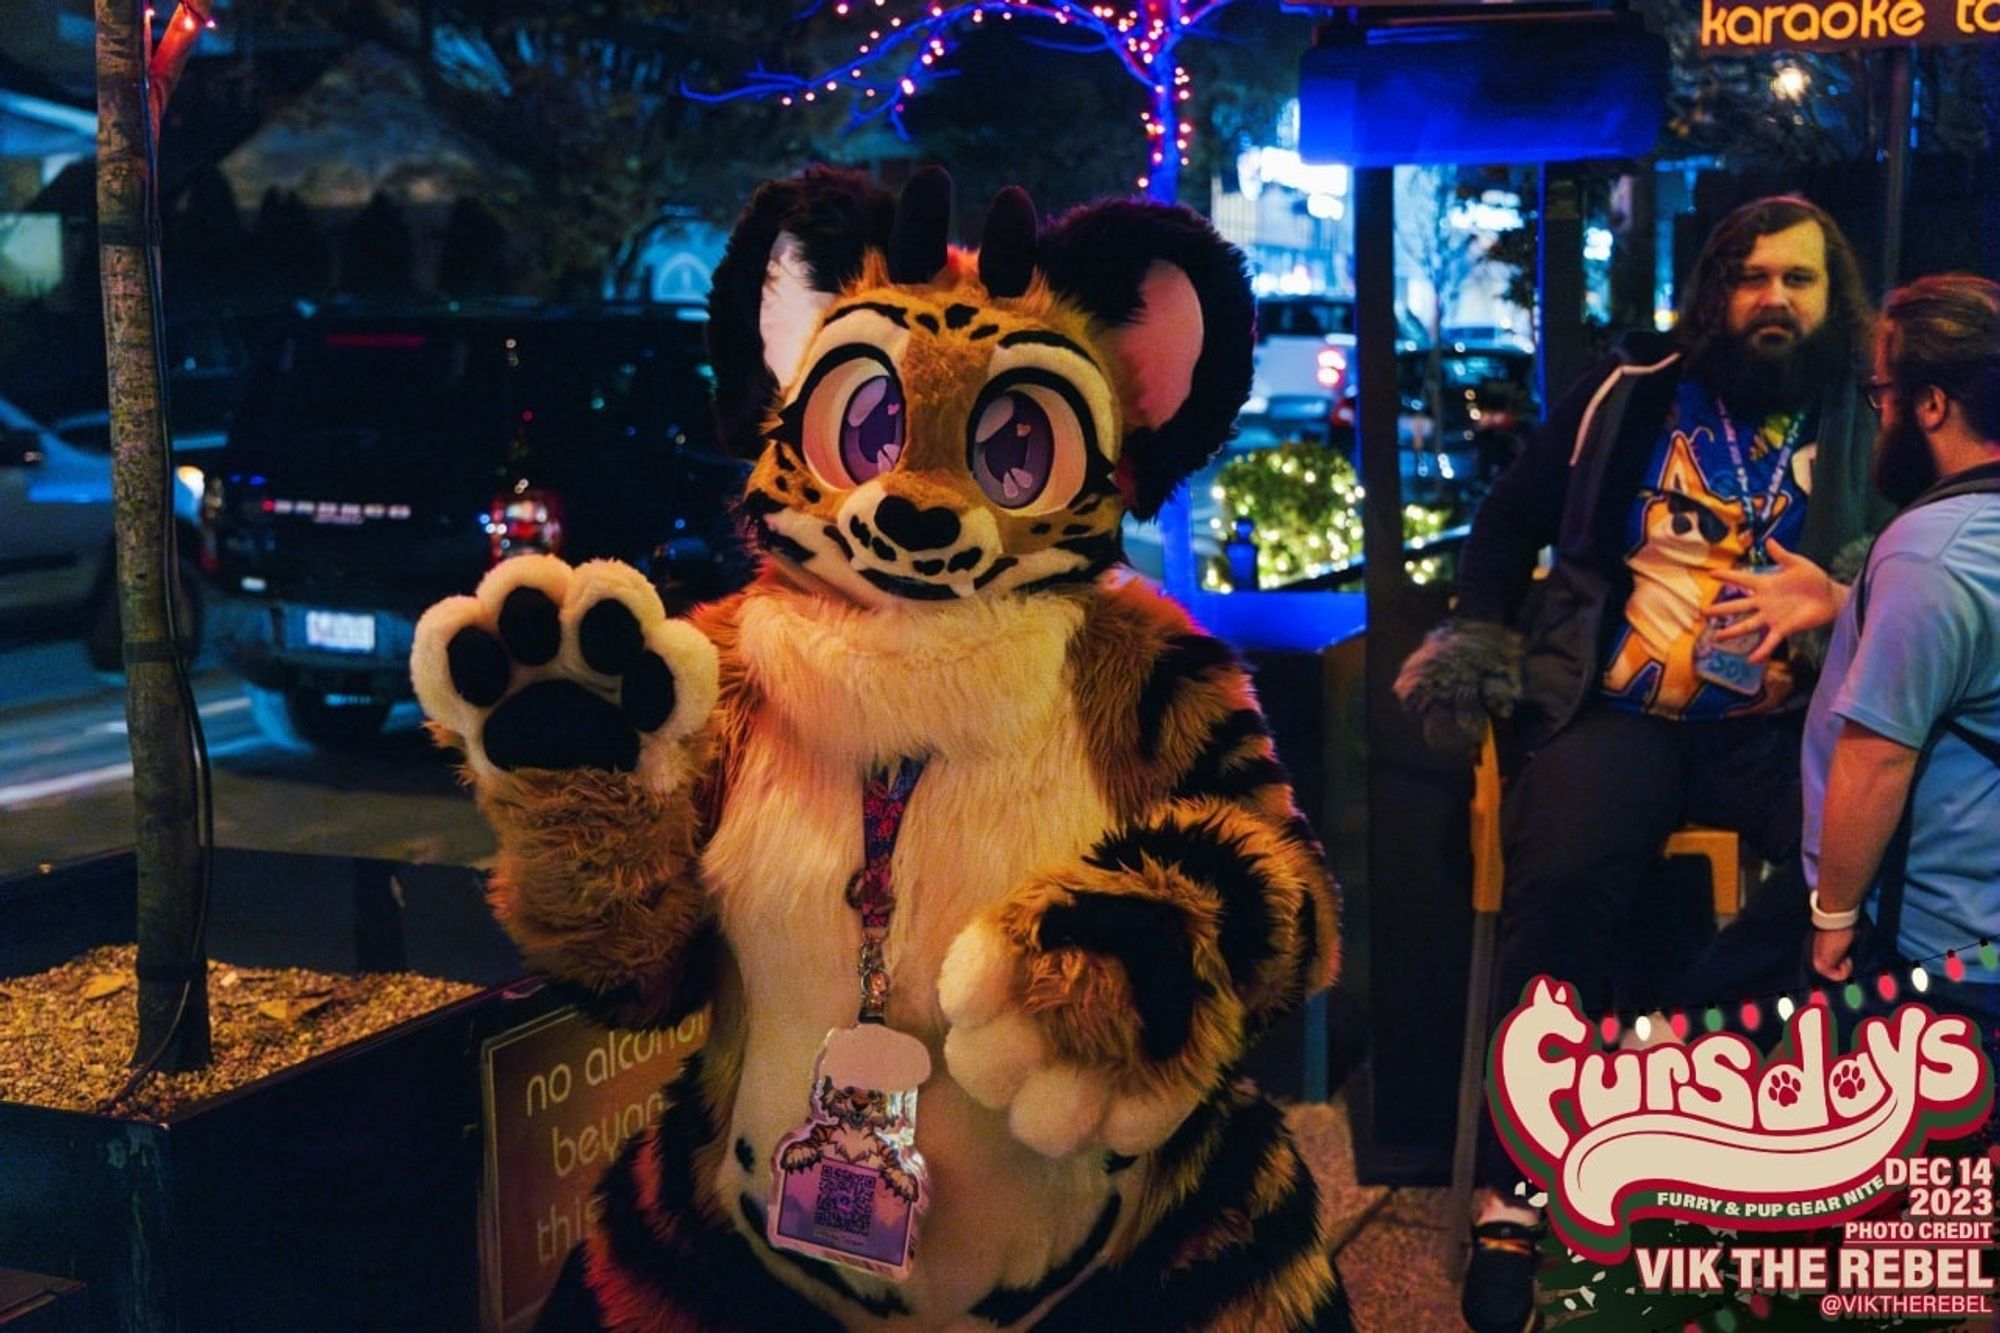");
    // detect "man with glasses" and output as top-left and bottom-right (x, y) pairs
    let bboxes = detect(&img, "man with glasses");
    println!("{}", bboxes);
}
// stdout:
(1395, 196), (1885, 1333)
(1802, 273), (2000, 1139)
